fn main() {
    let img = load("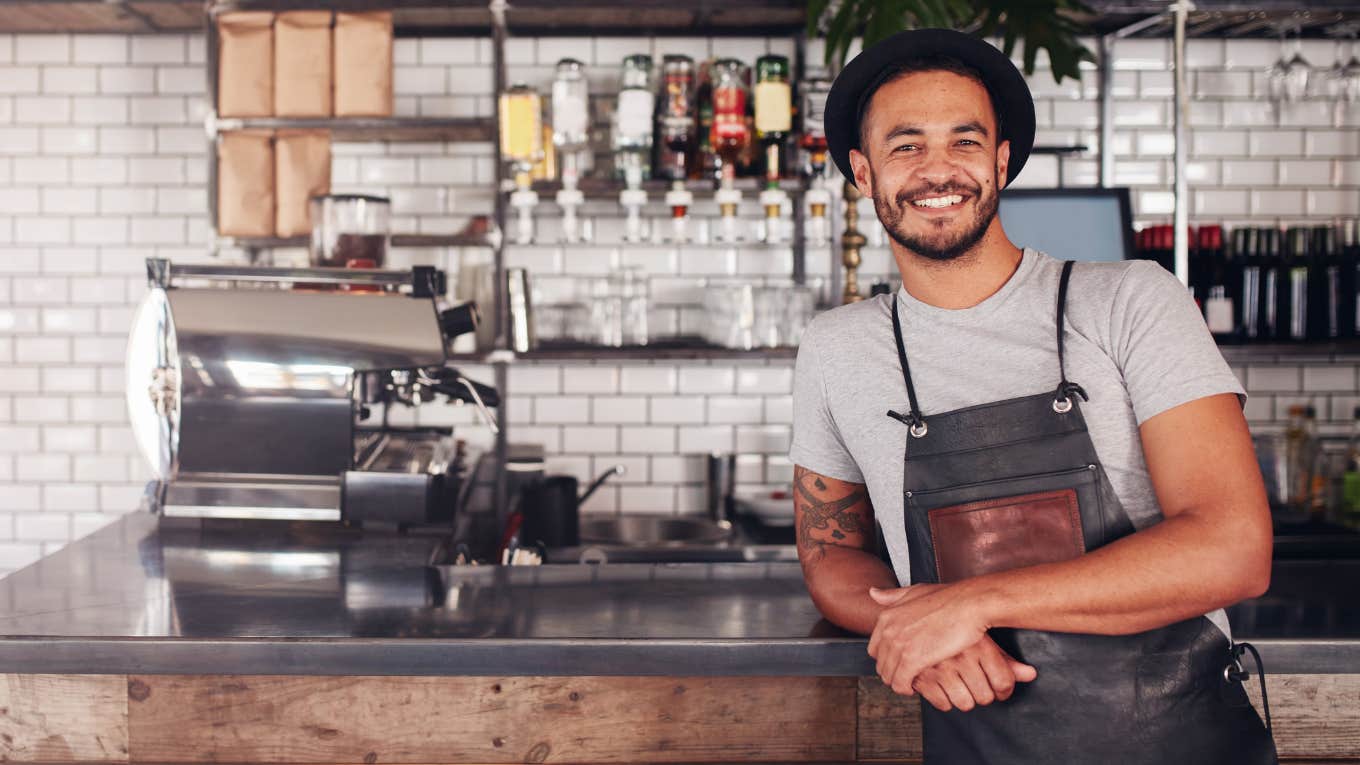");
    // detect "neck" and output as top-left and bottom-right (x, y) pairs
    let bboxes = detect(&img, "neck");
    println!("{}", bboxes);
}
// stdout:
(890, 224), (1024, 310)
